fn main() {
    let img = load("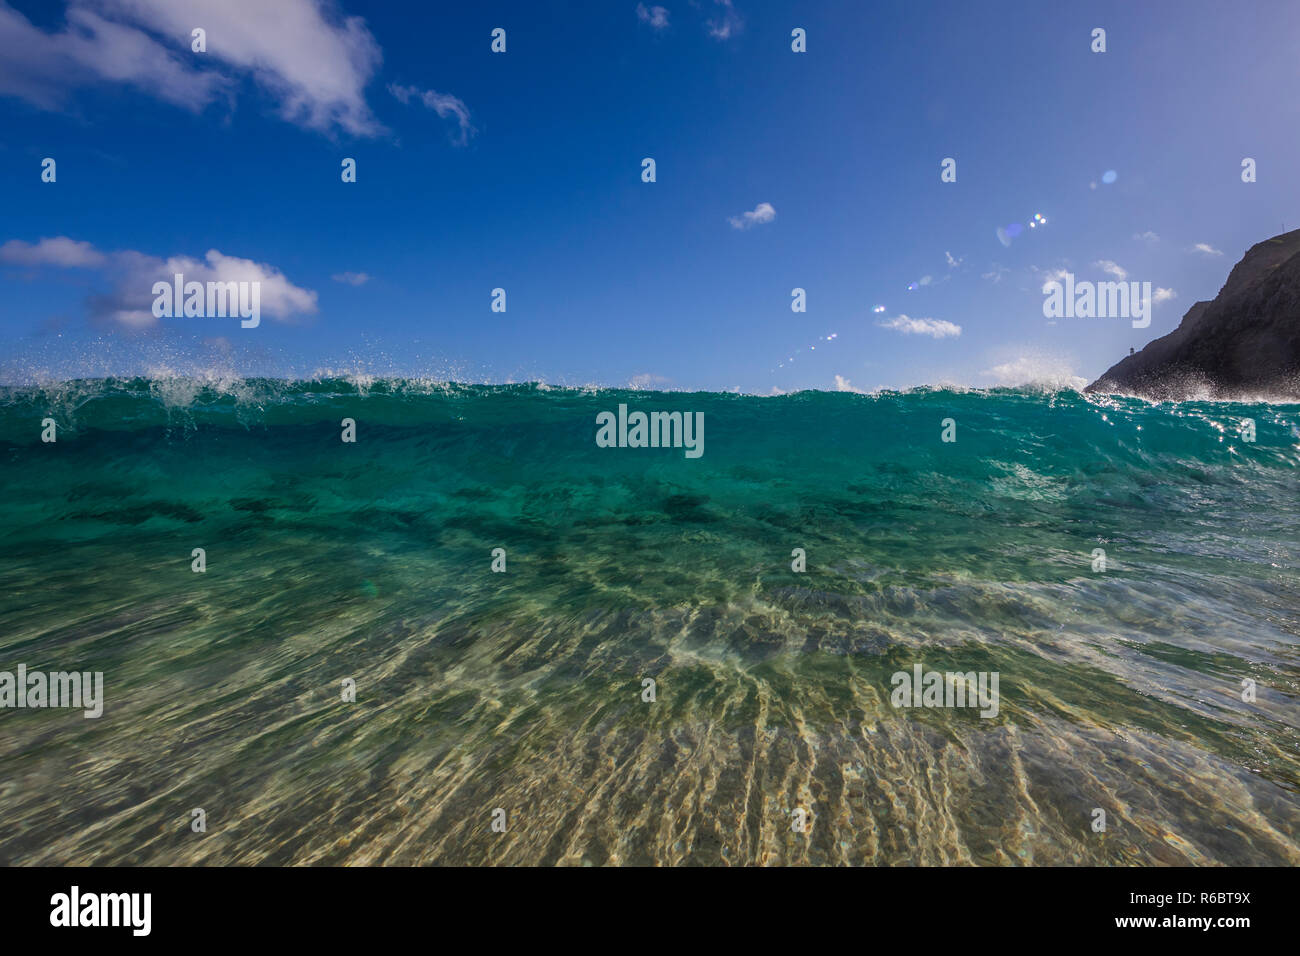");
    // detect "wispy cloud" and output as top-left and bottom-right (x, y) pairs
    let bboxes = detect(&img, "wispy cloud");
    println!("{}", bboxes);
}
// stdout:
(945, 251), (963, 268)
(1191, 242), (1223, 256)
(0, 236), (107, 268)
(704, 0), (742, 39)
(389, 83), (475, 145)
(877, 315), (961, 339)
(636, 3), (670, 30)
(728, 202), (775, 230)
(331, 271), (370, 286)
(0, 3), (229, 112)
(1133, 231), (1160, 243)
(1034, 266), (1070, 293)
(1153, 286), (1177, 303)
(0, 0), (385, 136)
(1094, 259), (1128, 280)
(1, 235), (317, 329)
